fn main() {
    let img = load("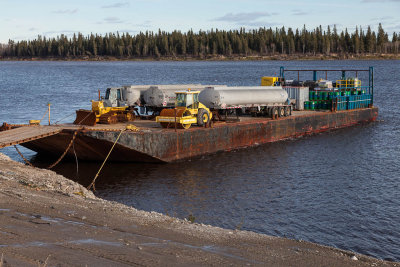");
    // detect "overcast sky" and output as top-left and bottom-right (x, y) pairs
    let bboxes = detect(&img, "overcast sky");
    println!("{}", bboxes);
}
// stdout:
(1, 0), (399, 43)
